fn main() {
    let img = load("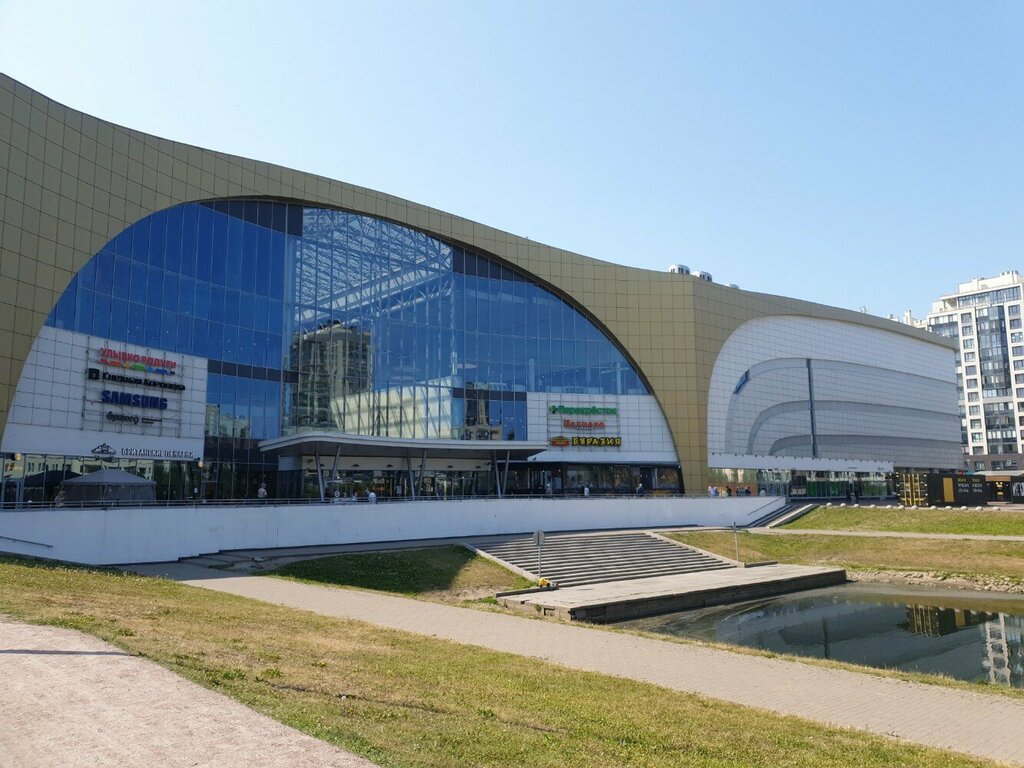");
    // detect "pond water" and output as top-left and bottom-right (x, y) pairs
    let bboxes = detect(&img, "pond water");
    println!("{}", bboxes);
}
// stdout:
(619, 584), (1024, 688)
